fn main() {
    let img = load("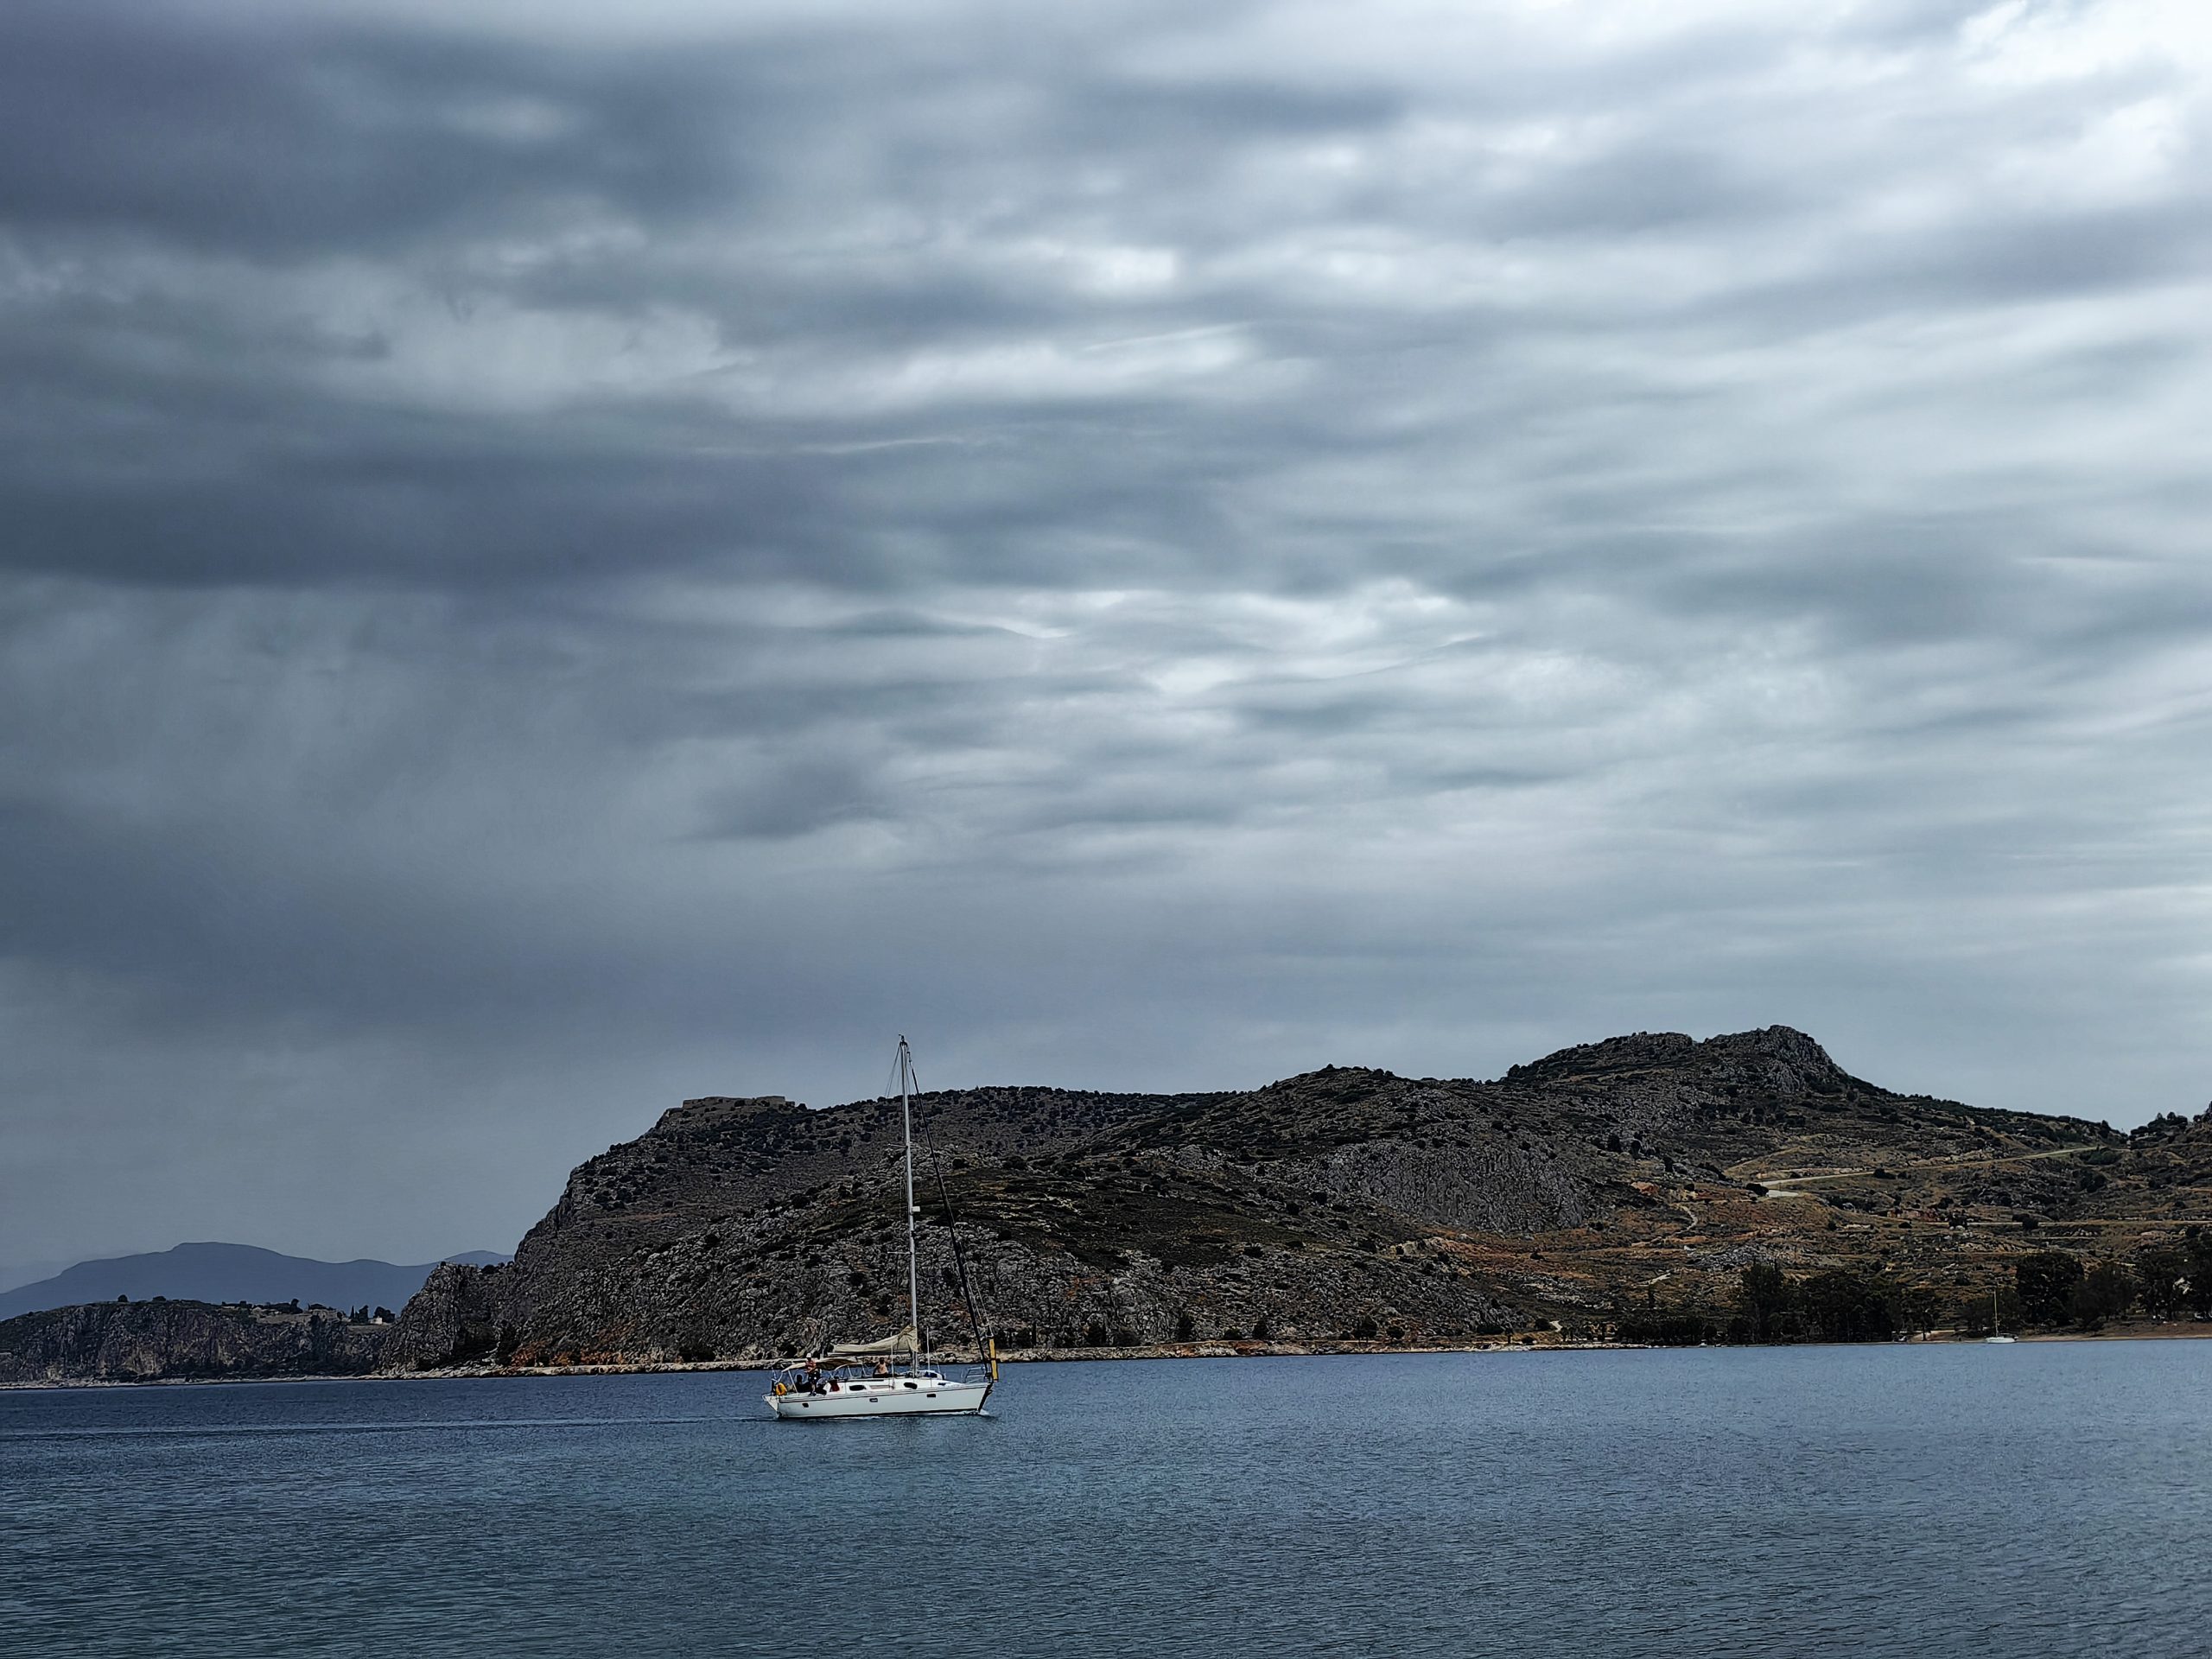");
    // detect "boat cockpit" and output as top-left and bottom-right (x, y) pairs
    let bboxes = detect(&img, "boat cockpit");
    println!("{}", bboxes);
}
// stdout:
(769, 1361), (952, 1397)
